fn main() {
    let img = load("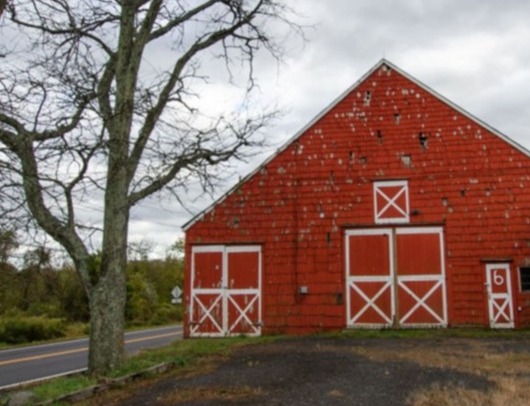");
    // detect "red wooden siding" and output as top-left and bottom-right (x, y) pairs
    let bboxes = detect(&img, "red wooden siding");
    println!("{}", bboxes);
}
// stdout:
(184, 60), (530, 335)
